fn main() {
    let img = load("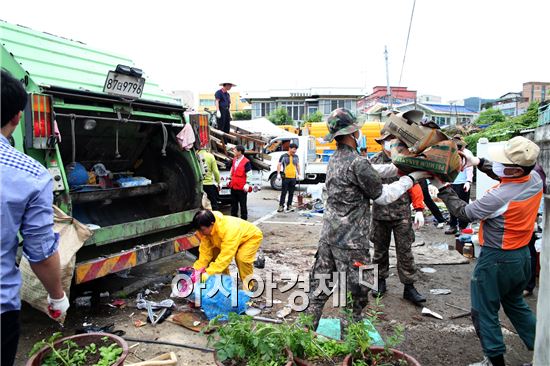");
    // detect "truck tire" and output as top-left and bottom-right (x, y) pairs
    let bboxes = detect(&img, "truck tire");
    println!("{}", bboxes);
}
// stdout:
(269, 173), (283, 191)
